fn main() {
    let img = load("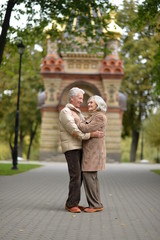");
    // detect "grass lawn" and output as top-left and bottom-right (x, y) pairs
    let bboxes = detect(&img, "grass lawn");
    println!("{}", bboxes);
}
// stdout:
(0, 163), (43, 176)
(151, 169), (160, 175)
